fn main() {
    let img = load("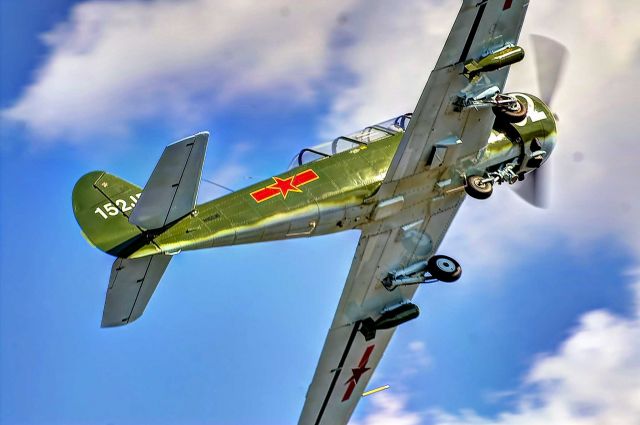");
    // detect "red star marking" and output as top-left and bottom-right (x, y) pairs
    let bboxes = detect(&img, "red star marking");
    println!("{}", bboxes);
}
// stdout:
(250, 169), (319, 203)
(347, 364), (370, 385)
(342, 344), (375, 402)
(503, 0), (513, 10)
(270, 176), (302, 199)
